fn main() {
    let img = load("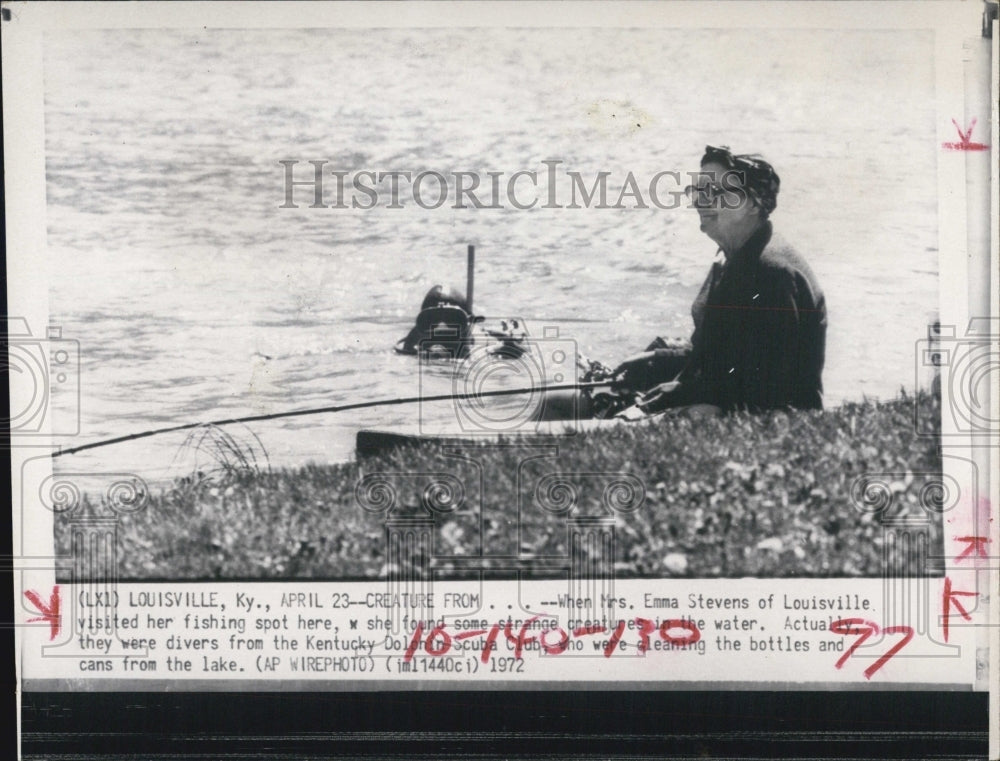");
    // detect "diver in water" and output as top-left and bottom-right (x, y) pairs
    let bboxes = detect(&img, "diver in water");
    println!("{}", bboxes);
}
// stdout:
(395, 285), (476, 359)
(396, 284), (529, 361)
